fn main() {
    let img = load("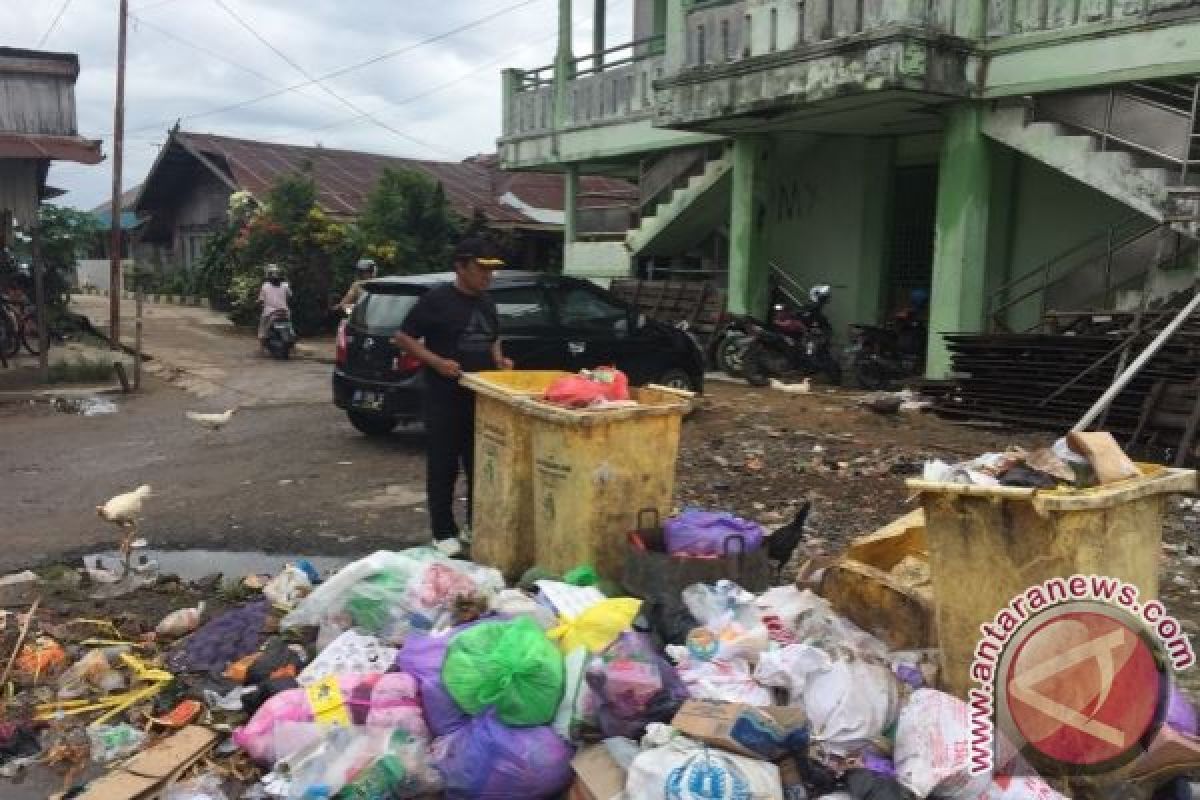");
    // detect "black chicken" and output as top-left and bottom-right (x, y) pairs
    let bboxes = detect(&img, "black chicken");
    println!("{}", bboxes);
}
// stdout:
(766, 500), (813, 582)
